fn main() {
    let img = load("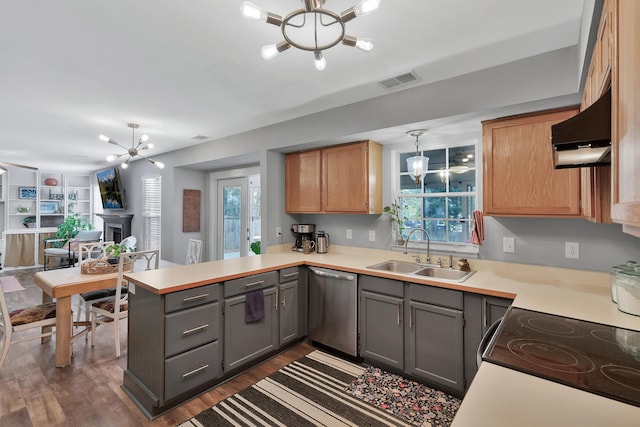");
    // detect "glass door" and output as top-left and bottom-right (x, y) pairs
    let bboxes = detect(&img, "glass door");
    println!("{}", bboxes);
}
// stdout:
(218, 178), (245, 259)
